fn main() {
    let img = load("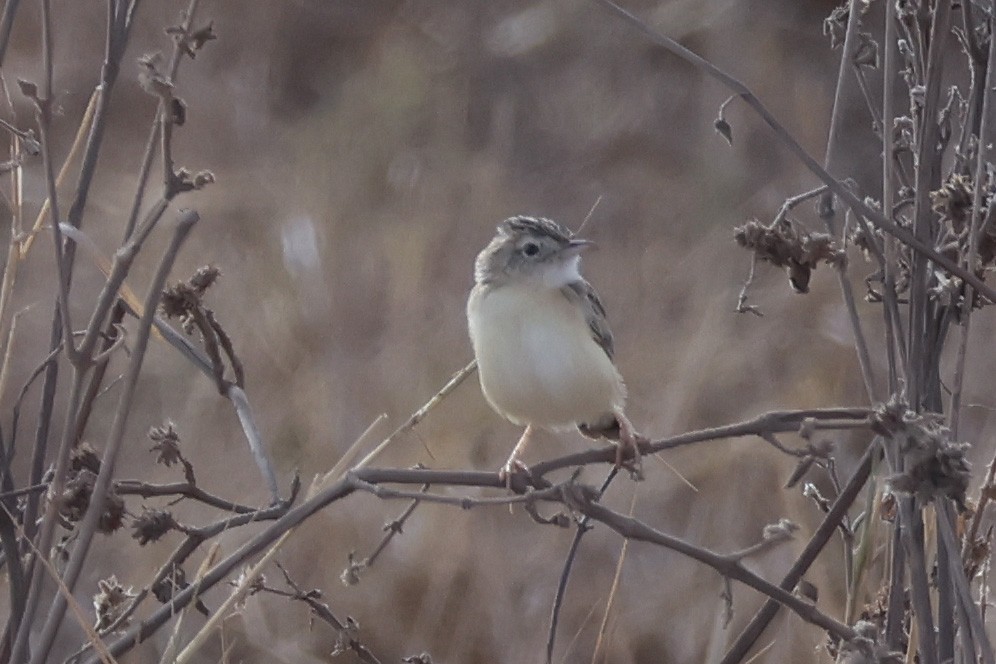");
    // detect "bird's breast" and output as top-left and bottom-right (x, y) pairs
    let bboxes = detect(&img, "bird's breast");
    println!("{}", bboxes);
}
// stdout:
(467, 283), (625, 428)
